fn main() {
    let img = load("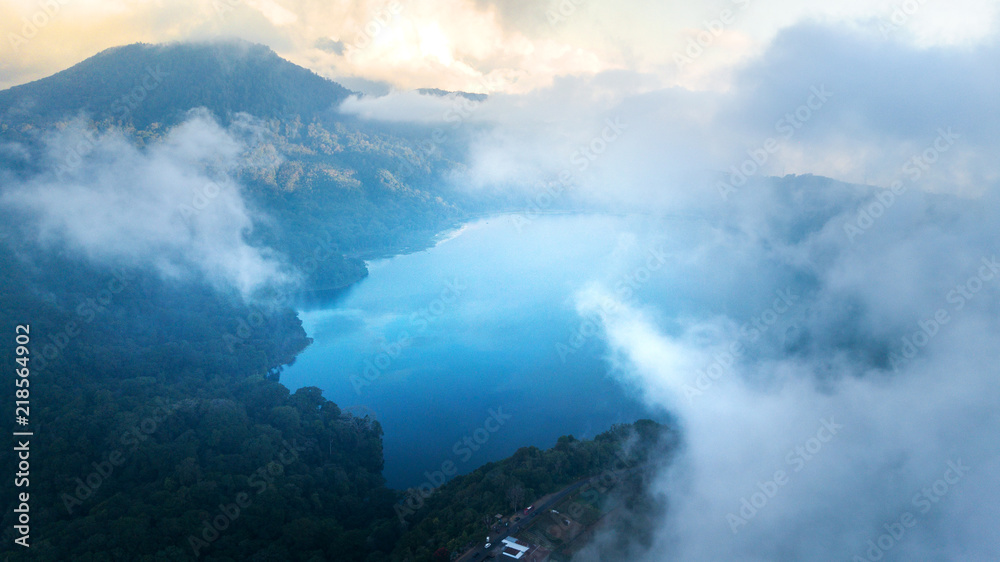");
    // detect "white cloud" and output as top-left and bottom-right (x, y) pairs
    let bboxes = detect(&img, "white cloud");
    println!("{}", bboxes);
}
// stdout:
(1, 111), (293, 298)
(563, 156), (1000, 559)
(339, 90), (482, 123)
(8, 0), (995, 94)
